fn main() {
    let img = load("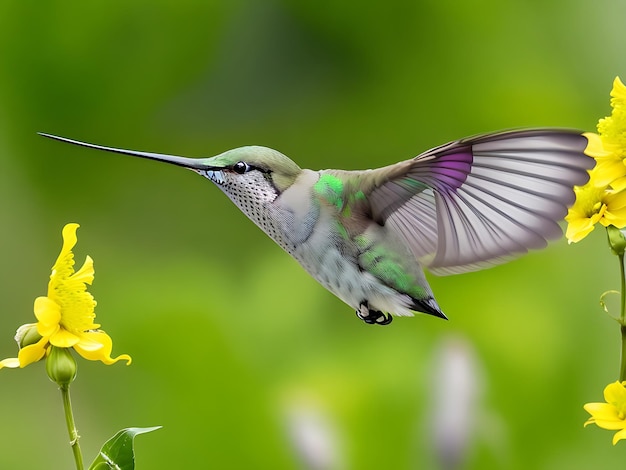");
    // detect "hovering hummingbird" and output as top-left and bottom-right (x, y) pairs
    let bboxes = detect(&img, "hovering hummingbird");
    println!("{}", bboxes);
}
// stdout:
(40, 130), (592, 325)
